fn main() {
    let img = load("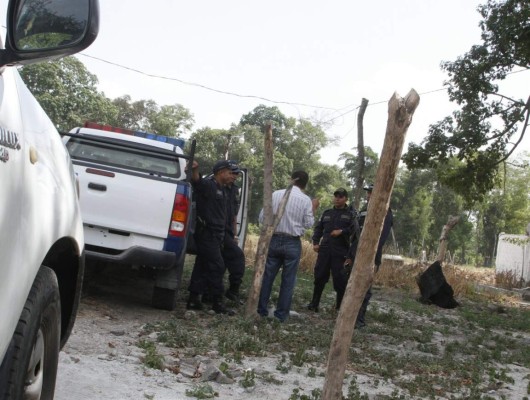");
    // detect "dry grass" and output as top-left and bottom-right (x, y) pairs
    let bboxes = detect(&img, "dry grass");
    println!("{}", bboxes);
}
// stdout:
(243, 235), (497, 299)
(495, 270), (527, 289)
